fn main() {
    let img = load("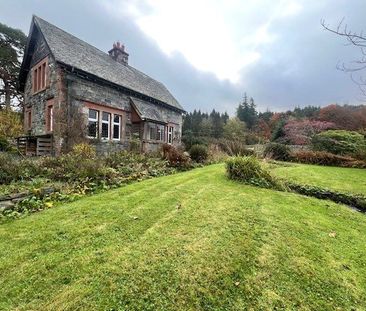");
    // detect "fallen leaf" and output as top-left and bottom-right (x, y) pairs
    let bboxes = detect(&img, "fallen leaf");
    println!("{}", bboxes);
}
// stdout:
(329, 232), (337, 238)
